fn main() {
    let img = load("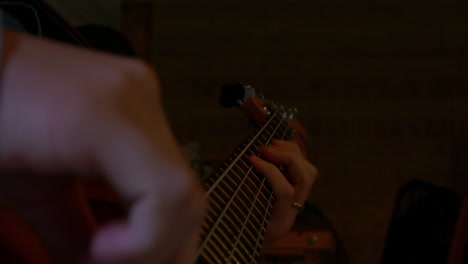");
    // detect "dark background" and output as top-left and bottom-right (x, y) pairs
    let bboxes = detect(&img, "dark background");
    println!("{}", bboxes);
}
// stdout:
(122, 1), (468, 263)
